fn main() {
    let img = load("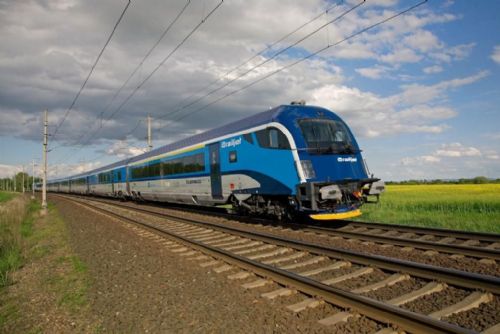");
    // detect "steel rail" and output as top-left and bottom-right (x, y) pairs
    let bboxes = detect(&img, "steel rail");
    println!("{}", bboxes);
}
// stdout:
(298, 225), (500, 260)
(59, 194), (500, 294)
(61, 195), (477, 334)
(338, 220), (500, 243)
(61, 195), (500, 260)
